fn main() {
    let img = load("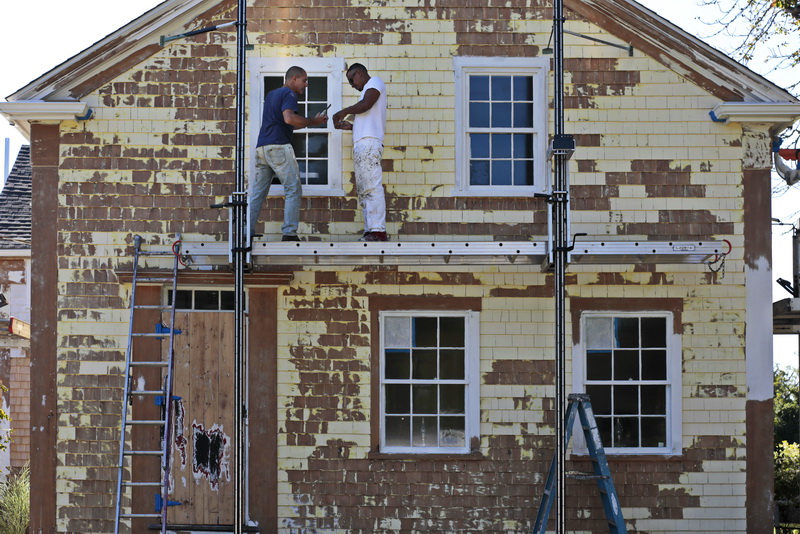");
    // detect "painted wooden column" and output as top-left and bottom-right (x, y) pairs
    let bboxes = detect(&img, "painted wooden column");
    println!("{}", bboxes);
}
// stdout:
(30, 122), (60, 533)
